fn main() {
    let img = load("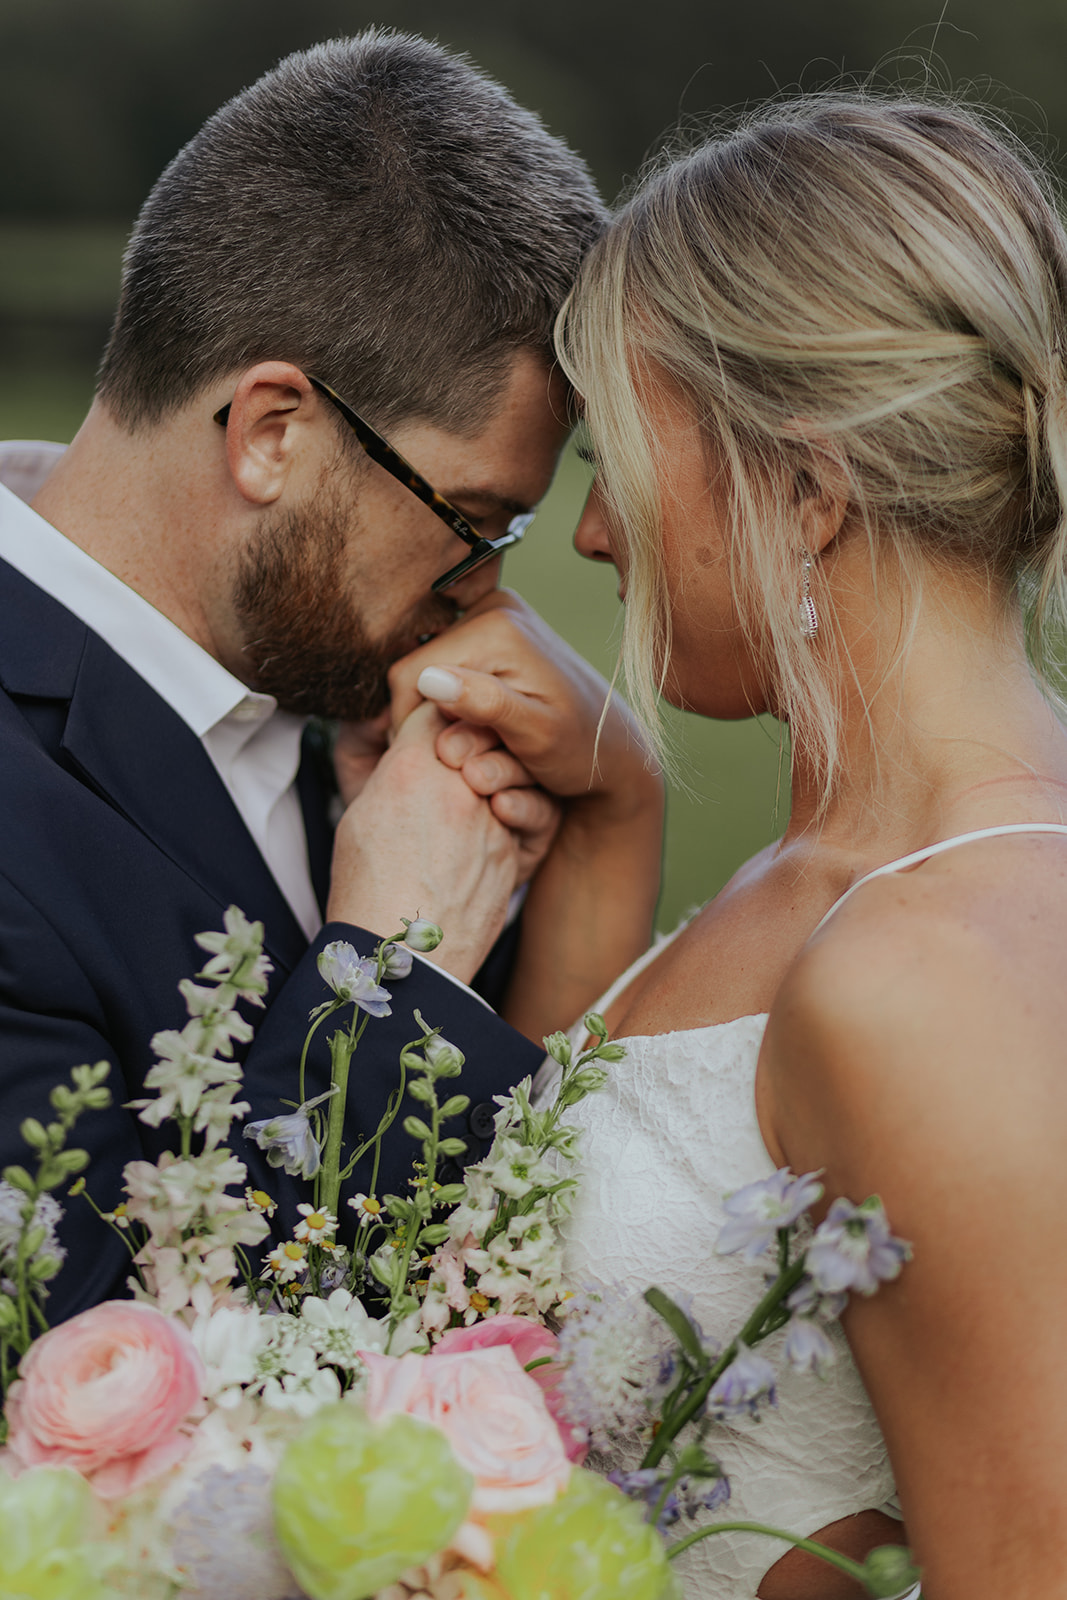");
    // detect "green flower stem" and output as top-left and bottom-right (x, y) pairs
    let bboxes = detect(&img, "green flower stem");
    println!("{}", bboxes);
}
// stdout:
(319, 1010), (371, 1217)
(337, 1055), (408, 1187)
(643, 1257), (807, 1469)
(650, 1459), (687, 1532)
(297, 1001), (342, 1108)
(666, 1521), (872, 1586)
